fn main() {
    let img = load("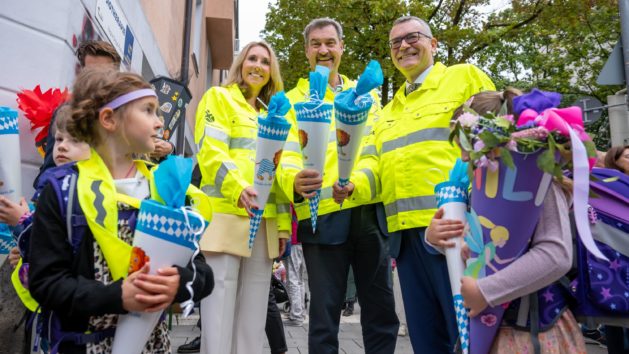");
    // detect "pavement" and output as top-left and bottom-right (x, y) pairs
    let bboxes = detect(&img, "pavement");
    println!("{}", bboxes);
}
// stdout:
(169, 304), (608, 353)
